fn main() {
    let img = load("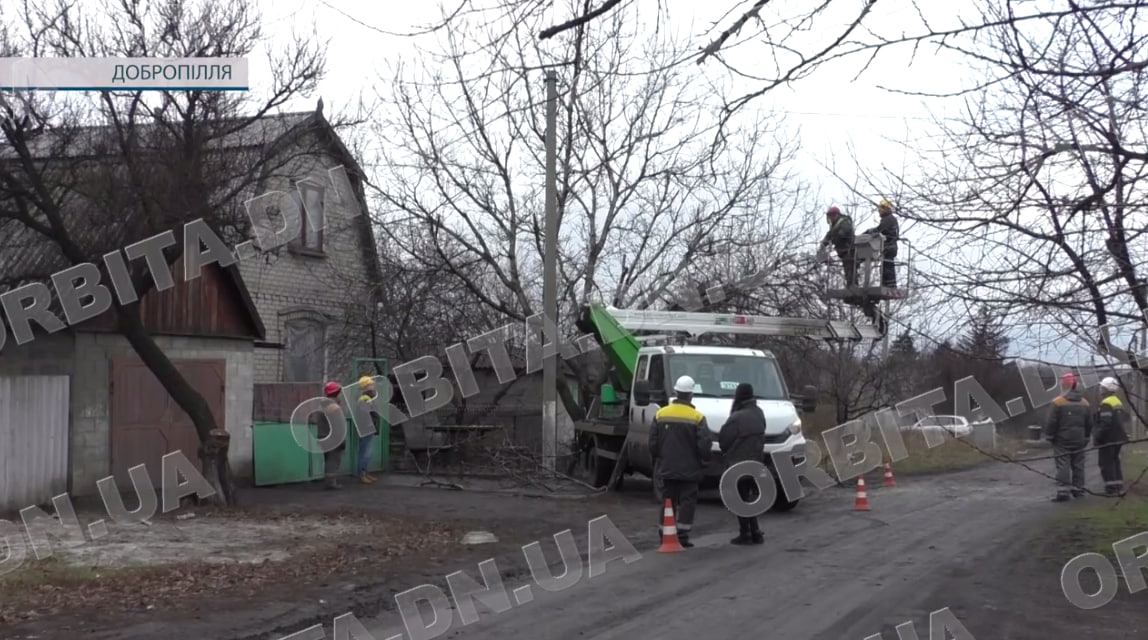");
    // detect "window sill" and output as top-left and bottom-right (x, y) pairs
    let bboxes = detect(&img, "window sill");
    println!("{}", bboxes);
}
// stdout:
(289, 245), (327, 258)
